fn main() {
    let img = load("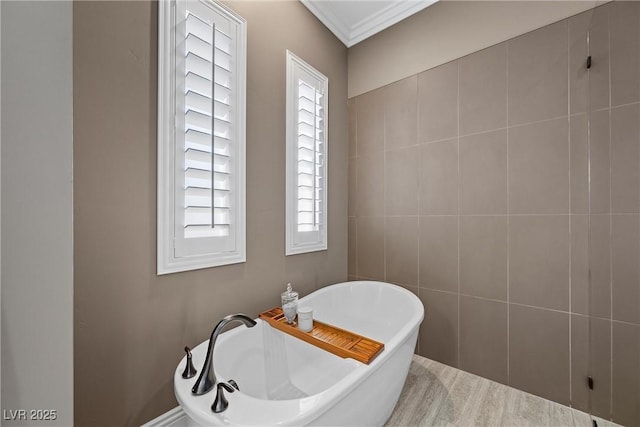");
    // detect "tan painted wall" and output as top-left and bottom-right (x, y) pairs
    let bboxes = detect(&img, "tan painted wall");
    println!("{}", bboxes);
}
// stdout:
(73, 1), (347, 425)
(348, 0), (601, 98)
